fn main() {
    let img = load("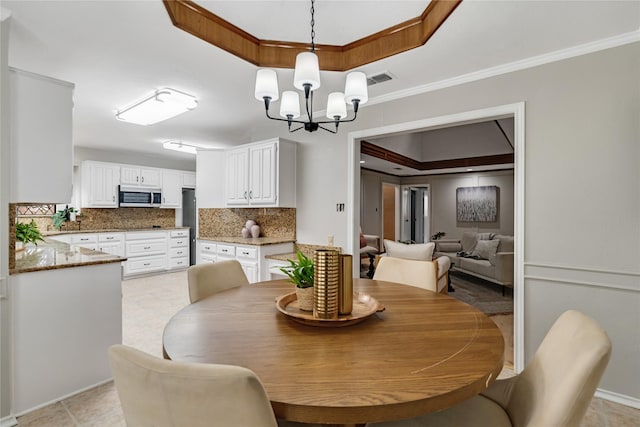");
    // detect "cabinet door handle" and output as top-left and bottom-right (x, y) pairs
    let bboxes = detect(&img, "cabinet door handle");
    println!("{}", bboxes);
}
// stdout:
(143, 262), (150, 266)
(244, 191), (248, 200)
(113, 196), (115, 202)
(136, 176), (139, 182)
(177, 251), (183, 255)
(144, 246), (151, 250)
(242, 251), (249, 255)
(141, 176), (144, 183)
(249, 190), (253, 199)
(106, 237), (114, 240)
(221, 249), (228, 253)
